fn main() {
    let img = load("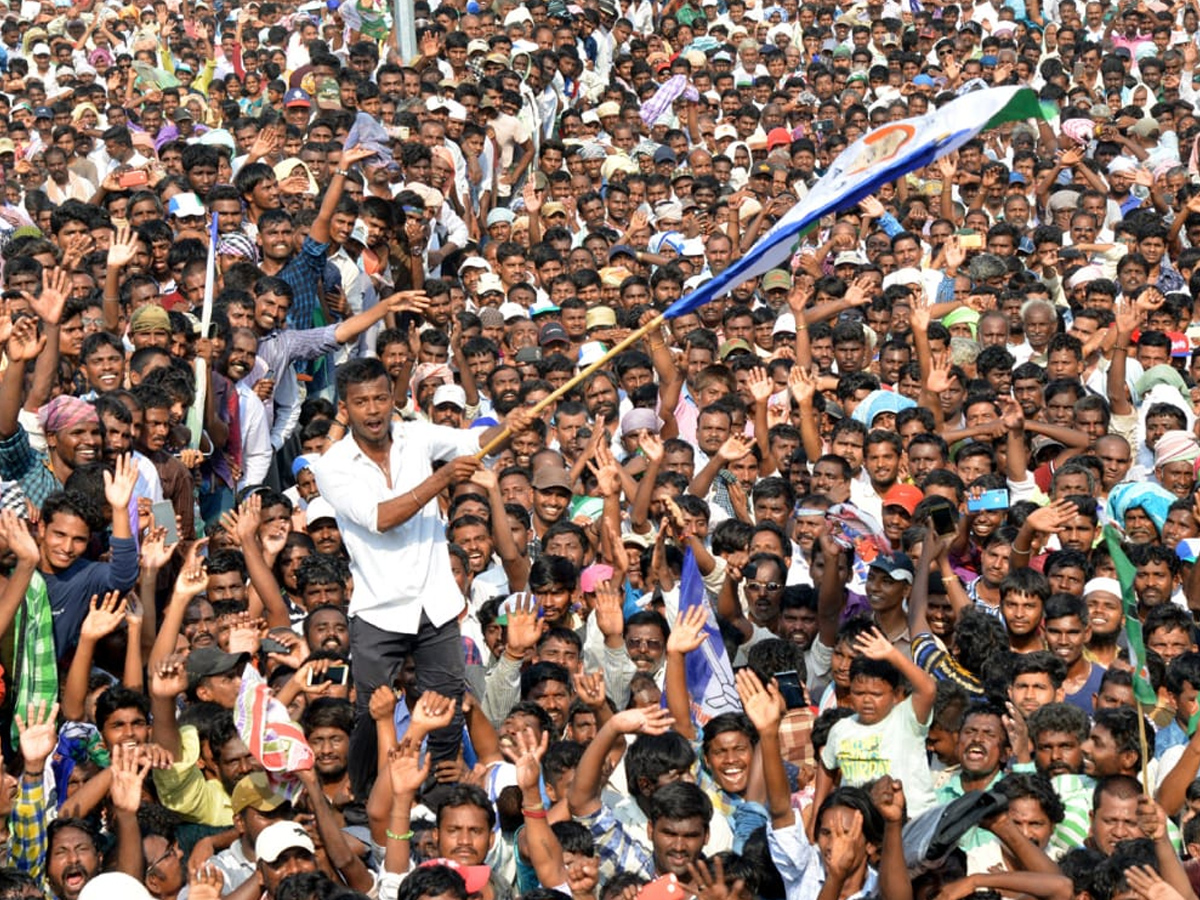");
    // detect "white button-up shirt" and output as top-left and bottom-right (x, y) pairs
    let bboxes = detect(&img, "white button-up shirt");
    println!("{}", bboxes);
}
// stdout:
(312, 420), (482, 633)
